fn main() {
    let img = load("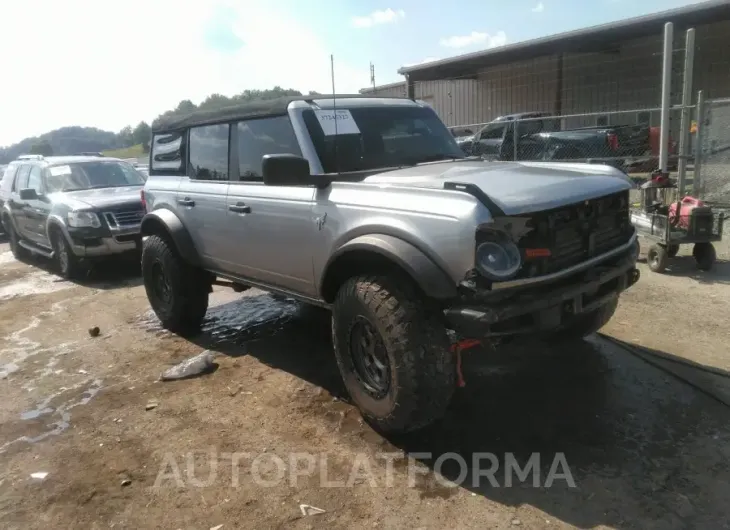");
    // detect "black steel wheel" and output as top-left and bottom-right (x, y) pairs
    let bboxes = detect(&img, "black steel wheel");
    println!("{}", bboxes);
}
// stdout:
(647, 244), (668, 273)
(331, 274), (454, 434)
